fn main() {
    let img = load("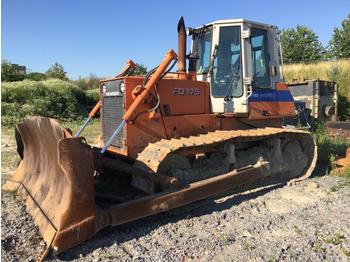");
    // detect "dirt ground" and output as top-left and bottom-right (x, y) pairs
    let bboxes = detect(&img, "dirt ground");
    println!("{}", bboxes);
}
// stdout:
(1, 126), (350, 261)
